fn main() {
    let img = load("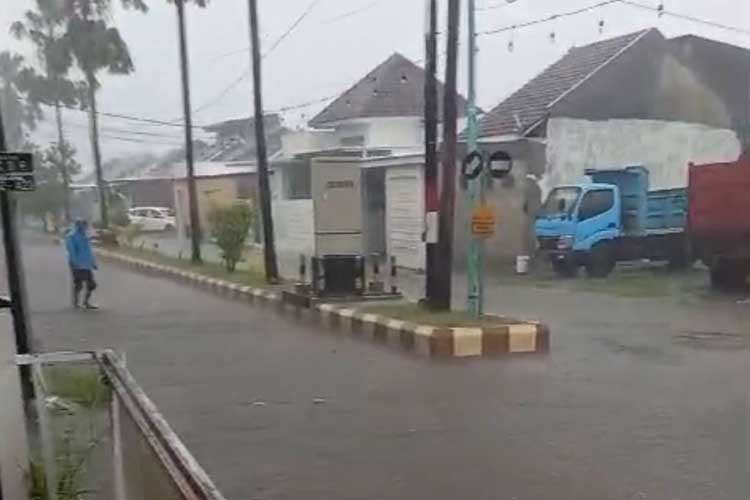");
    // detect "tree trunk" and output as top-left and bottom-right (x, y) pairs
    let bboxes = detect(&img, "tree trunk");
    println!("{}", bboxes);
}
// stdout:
(54, 102), (71, 225)
(85, 75), (108, 228)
